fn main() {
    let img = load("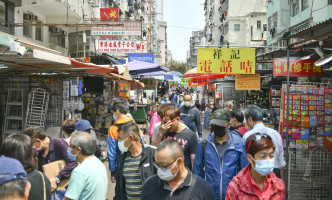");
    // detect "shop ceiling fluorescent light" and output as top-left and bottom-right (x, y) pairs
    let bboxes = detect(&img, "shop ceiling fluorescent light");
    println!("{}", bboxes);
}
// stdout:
(314, 47), (332, 66)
